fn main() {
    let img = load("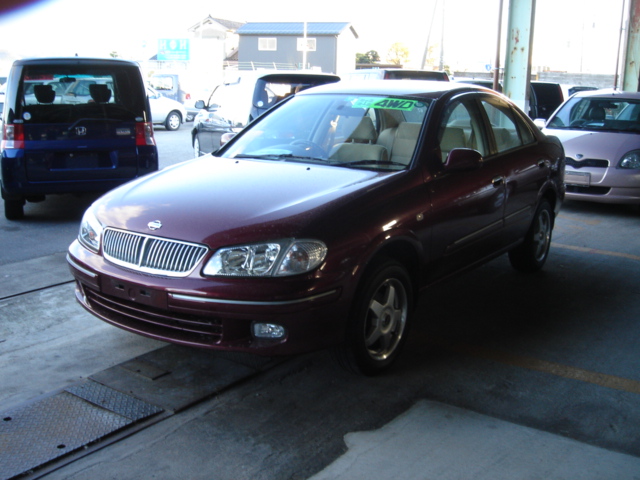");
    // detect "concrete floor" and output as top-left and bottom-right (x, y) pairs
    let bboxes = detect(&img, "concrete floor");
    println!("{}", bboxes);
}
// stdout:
(1, 200), (640, 480)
